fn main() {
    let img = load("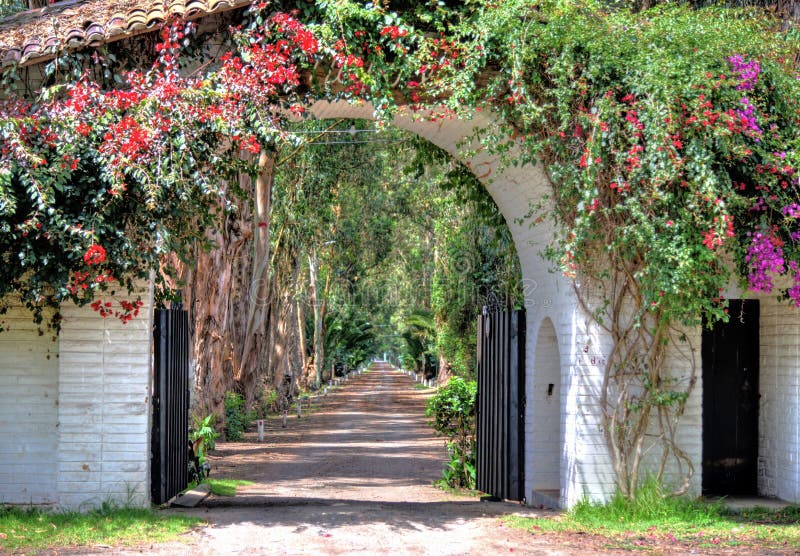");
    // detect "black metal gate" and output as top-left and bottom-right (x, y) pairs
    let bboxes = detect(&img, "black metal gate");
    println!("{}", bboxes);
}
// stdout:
(476, 306), (526, 501)
(151, 307), (190, 505)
